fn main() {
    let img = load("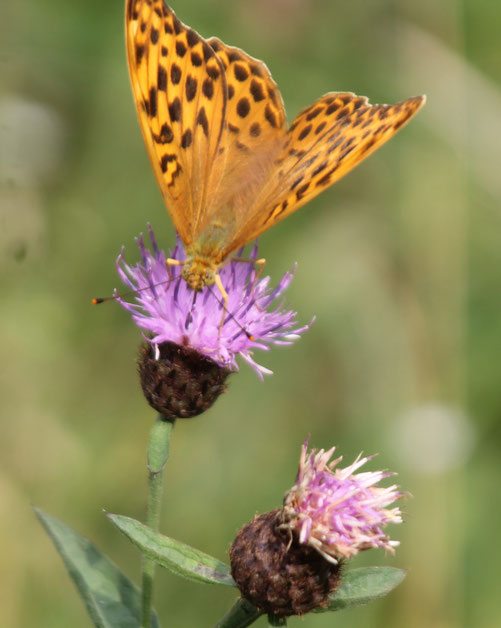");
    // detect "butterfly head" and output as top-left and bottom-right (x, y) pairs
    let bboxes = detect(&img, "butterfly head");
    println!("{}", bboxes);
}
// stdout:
(182, 255), (217, 291)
